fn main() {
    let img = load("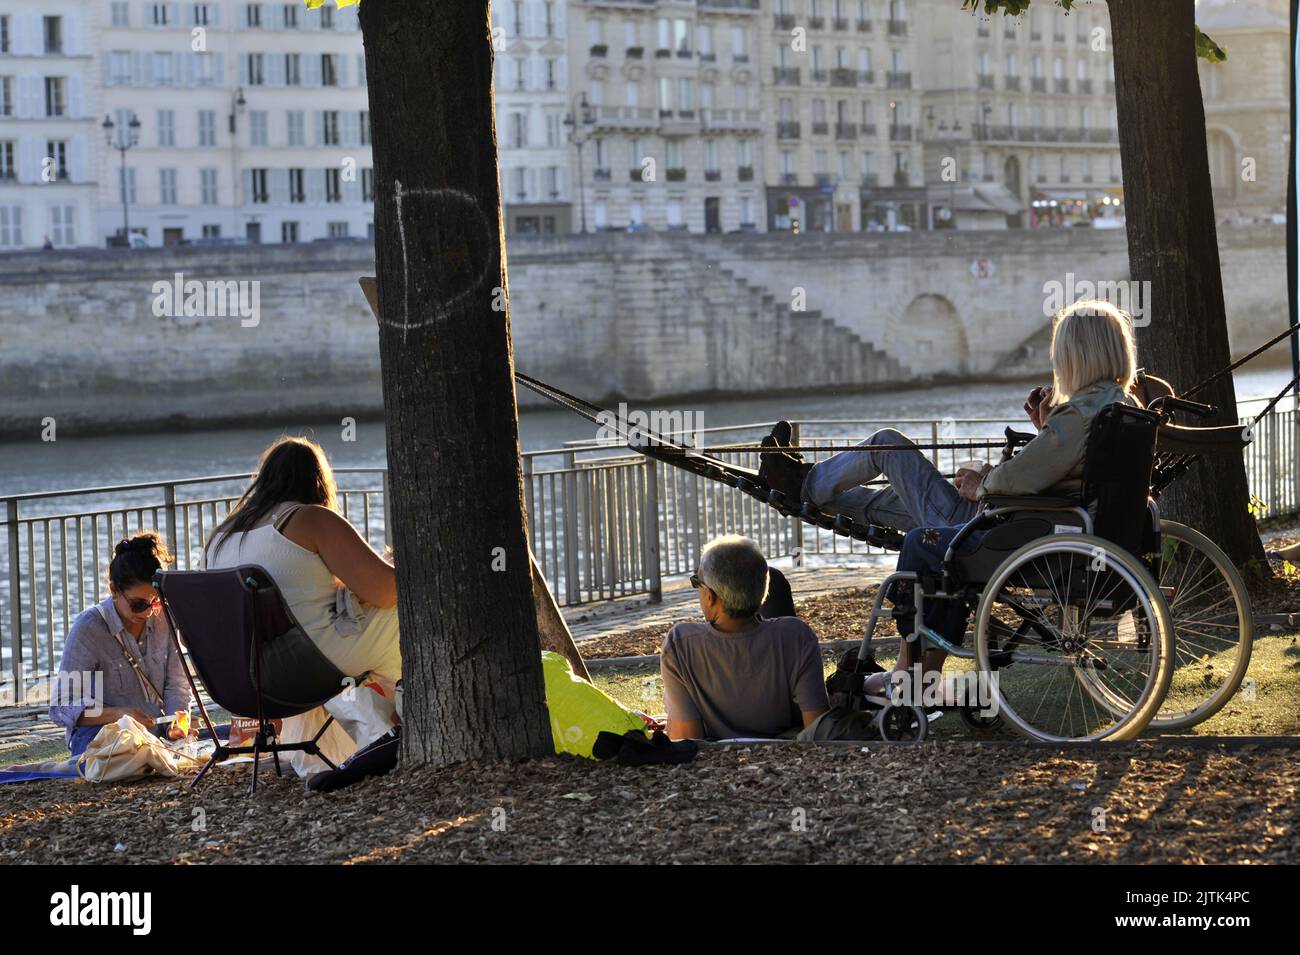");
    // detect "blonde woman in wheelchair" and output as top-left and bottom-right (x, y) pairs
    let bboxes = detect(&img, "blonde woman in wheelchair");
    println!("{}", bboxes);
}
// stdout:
(867, 300), (1175, 741)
